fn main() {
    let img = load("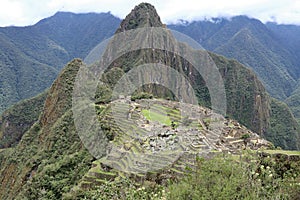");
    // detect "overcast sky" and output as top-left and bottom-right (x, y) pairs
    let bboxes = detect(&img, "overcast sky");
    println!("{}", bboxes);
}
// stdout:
(0, 0), (300, 27)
